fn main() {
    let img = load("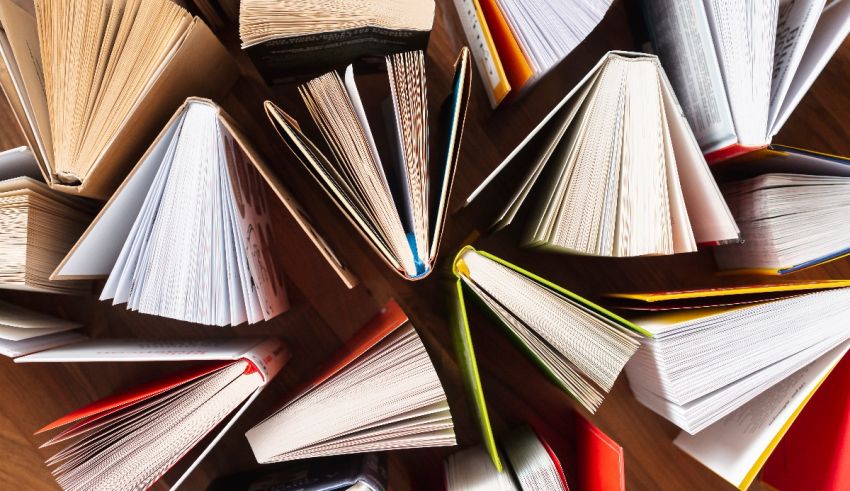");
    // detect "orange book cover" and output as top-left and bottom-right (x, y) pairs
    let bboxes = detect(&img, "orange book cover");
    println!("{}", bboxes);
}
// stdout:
(478, 0), (533, 92)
